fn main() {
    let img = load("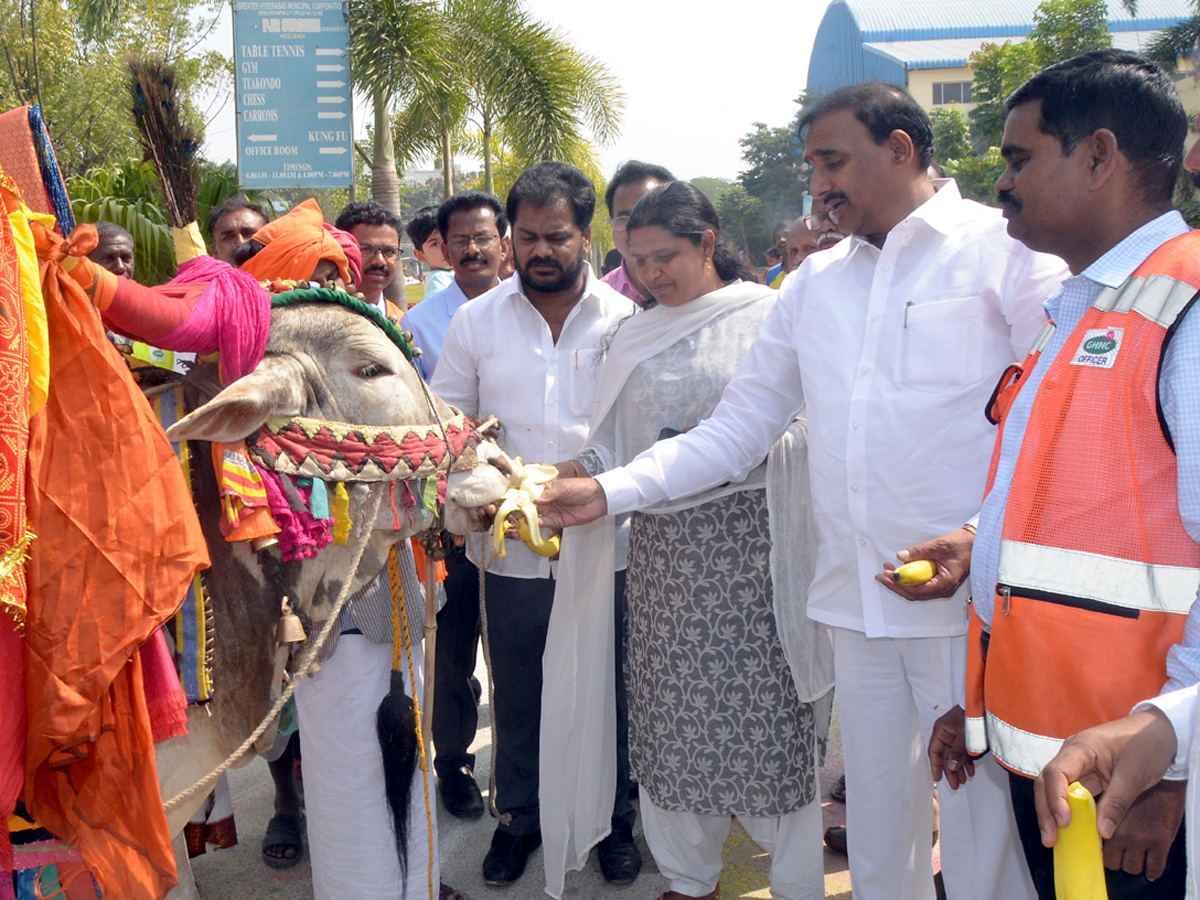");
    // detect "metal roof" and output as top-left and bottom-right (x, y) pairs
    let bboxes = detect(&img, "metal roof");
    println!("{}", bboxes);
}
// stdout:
(808, 0), (1193, 92)
(863, 29), (1177, 70)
